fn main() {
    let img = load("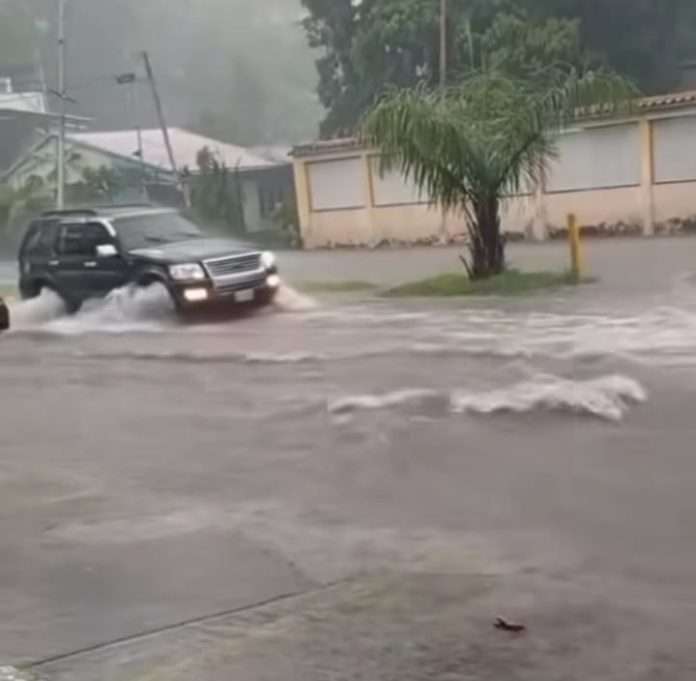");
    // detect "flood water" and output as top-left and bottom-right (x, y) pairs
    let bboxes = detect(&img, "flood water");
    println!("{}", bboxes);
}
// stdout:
(3, 247), (696, 677)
